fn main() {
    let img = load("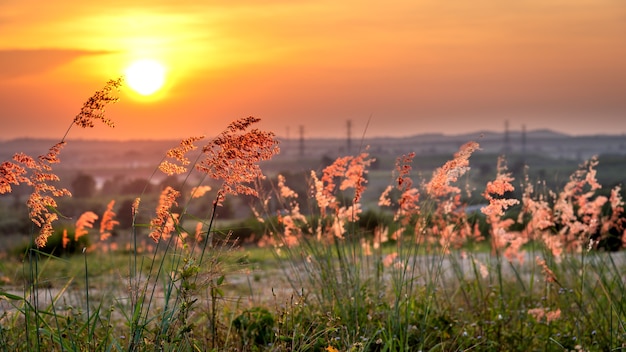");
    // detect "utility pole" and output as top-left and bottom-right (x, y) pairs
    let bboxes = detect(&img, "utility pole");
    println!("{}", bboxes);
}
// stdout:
(346, 119), (352, 154)
(284, 126), (290, 156)
(299, 125), (305, 157)
(521, 124), (527, 165)
(503, 120), (511, 154)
